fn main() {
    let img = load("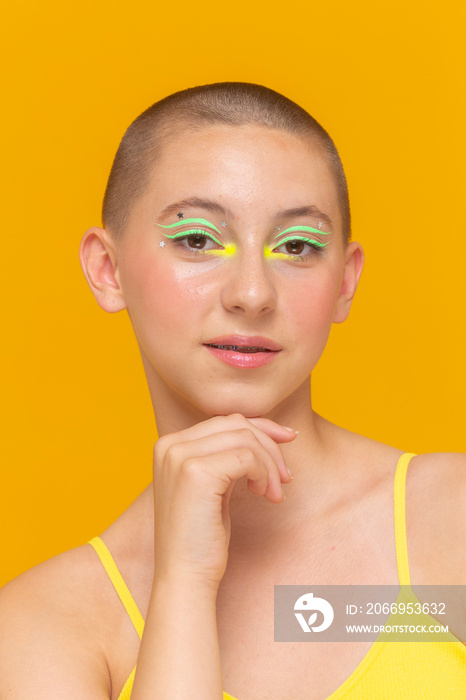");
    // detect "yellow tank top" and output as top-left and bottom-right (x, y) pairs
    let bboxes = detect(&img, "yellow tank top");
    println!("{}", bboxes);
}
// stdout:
(88, 453), (466, 698)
